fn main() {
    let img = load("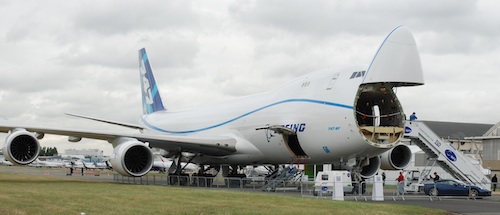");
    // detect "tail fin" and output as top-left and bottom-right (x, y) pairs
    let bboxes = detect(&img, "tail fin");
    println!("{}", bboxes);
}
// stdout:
(139, 48), (166, 114)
